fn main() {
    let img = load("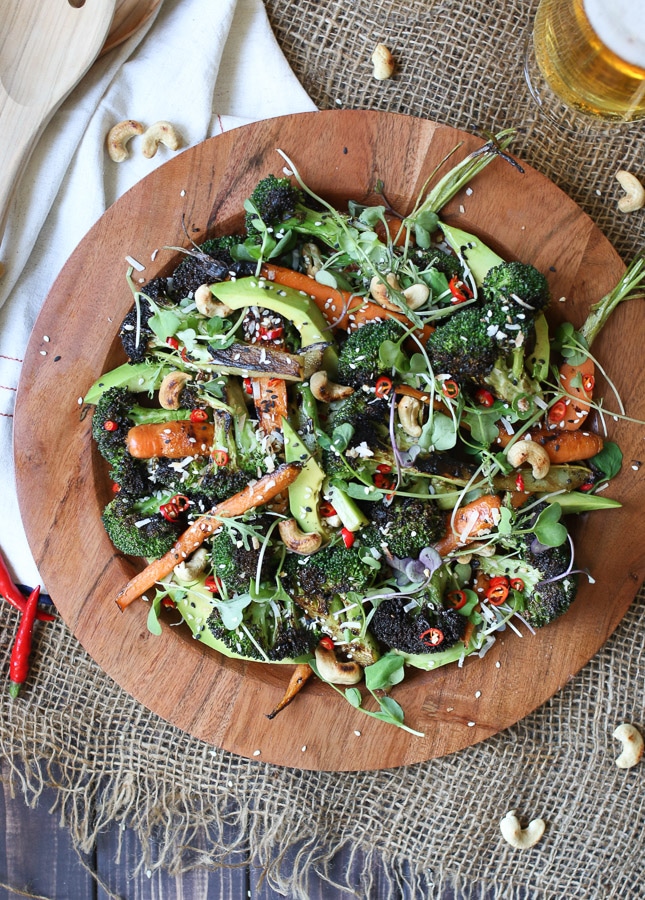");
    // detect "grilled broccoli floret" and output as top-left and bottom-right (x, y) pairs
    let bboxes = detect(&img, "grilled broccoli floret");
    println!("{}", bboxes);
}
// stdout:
(206, 595), (317, 662)
(371, 498), (445, 559)
(210, 521), (277, 595)
(426, 308), (498, 381)
(283, 536), (377, 603)
(102, 492), (183, 558)
(411, 246), (463, 280)
(370, 594), (466, 655)
(172, 236), (253, 298)
(482, 261), (551, 319)
(336, 319), (403, 388)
